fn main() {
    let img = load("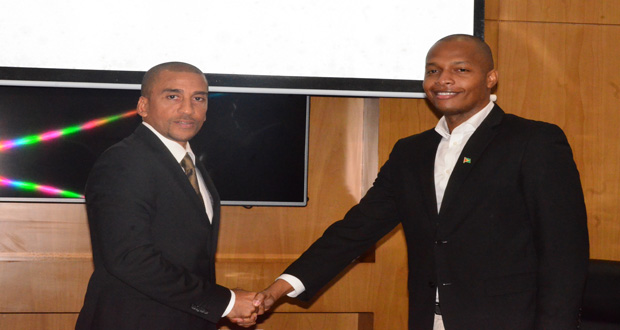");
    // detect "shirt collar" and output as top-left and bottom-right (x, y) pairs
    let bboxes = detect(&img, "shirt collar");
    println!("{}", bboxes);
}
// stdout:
(142, 122), (195, 164)
(434, 101), (495, 139)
